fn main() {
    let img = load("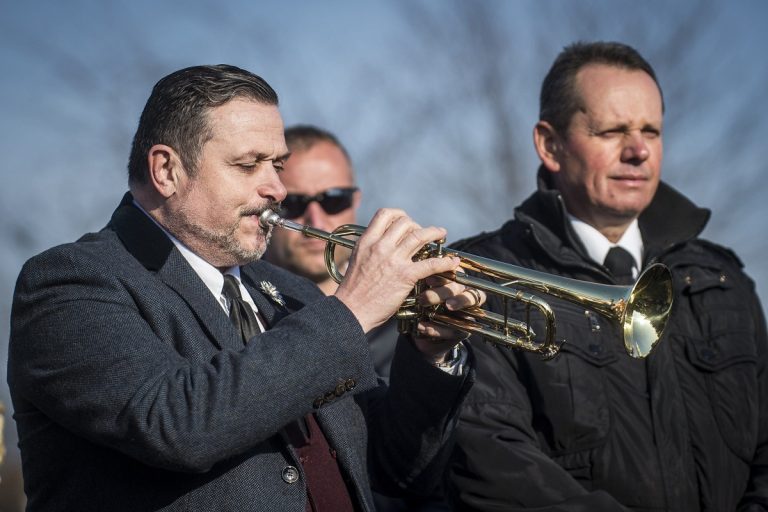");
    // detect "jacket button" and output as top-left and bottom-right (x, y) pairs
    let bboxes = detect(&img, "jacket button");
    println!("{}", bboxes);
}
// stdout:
(282, 465), (300, 484)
